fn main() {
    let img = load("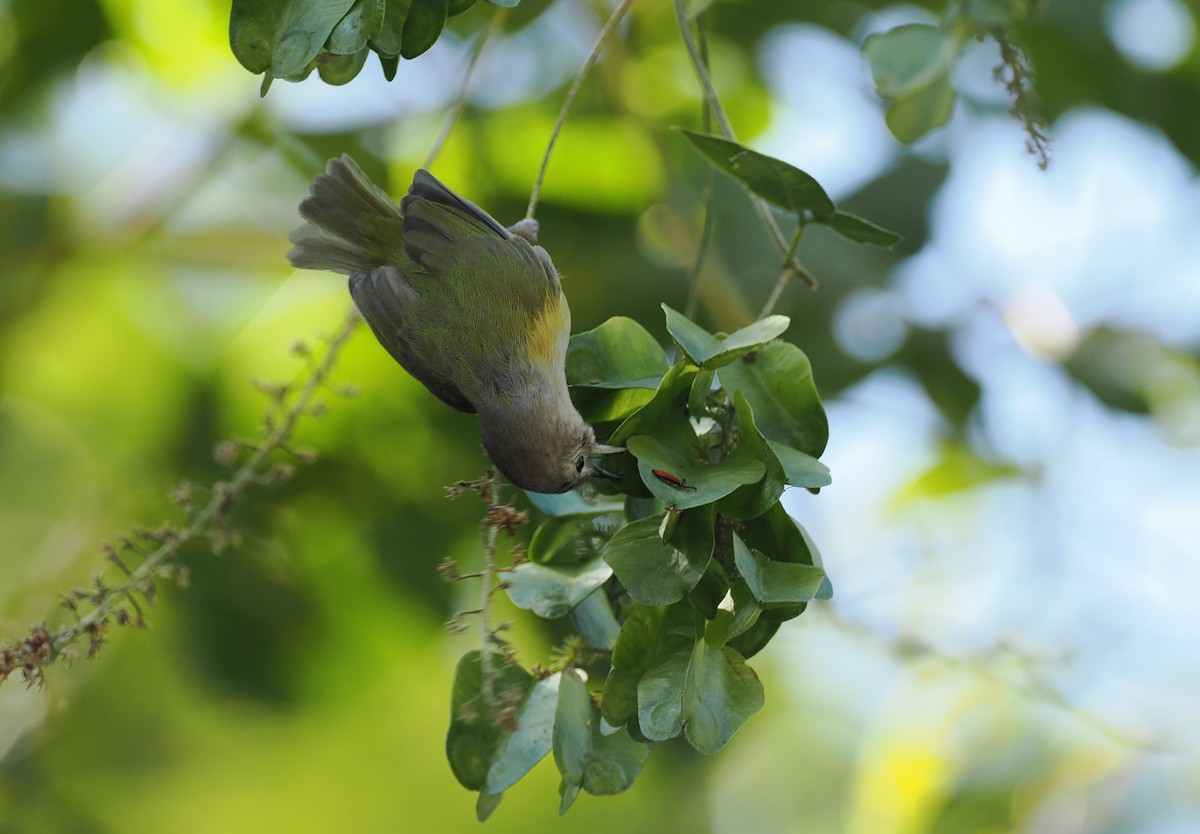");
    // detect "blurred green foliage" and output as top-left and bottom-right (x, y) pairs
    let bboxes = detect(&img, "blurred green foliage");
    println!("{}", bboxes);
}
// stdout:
(2, 0), (1198, 830)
